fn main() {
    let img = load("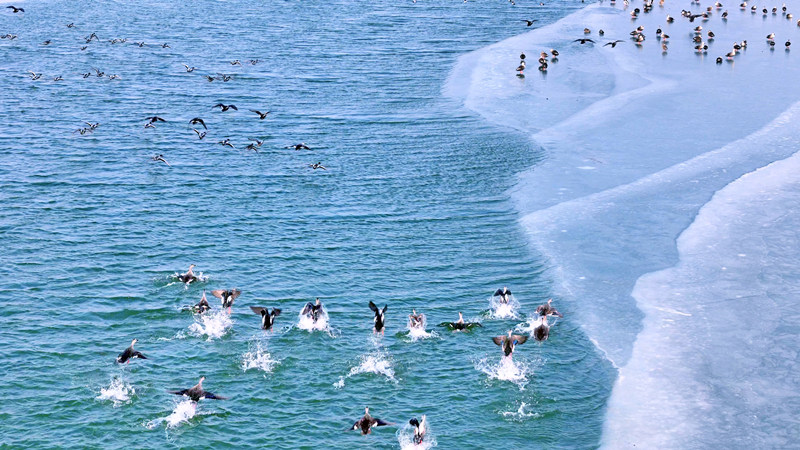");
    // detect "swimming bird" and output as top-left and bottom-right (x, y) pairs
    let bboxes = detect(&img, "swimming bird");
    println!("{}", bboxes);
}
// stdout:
(67, 23), (74, 28)
(249, 109), (270, 119)
(211, 289), (241, 312)
(573, 38), (595, 44)
(604, 40), (624, 47)
(522, 19), (537, 26)
(244, 143), (260, 152)
(183, 64), (197, 72)
(535, 298), (563, 317)
(492, 330), (528, 357)
(116, 339), (147, 364)
(716, 56), (723, 64)
(80, 46), (87, 50)
(28, 71), (42, 80)
(493, 286), (512, 304)
(213, 103), (237, 112)
(722, 10), (728, 18)
(230, 59), (241, 65)
(598, 29), (605, 36)
(439, 312), (482, 331)
(161, 43), (170, 48)
(250, 306), (282, 330)
(218, 139), (235, 148)
(152, 154), (171, 166)
(168, 377), (227, 402)
(6, 5), (24, 13)
(42, 40), (52, 45)
(708, 31), (715, 39)
(532, 315), (550, 341)
(177, 264), (198, 284)
(301, 298), (324, 323)
(583, 27), (591, 34)
(205, 75), (215, 82)
(350, 407), (391, 435)
(193, 129), (207, 139)
(408, 309), (425, 329)
(369, 301), (388, 334)
(189, 117), (207, 129)
(409, 416), (427, 445)
(193, 290), (211, 313)
(666, 15), (674, 23)
(308, 162), (326, 170)
(288, 142), (311, 150)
